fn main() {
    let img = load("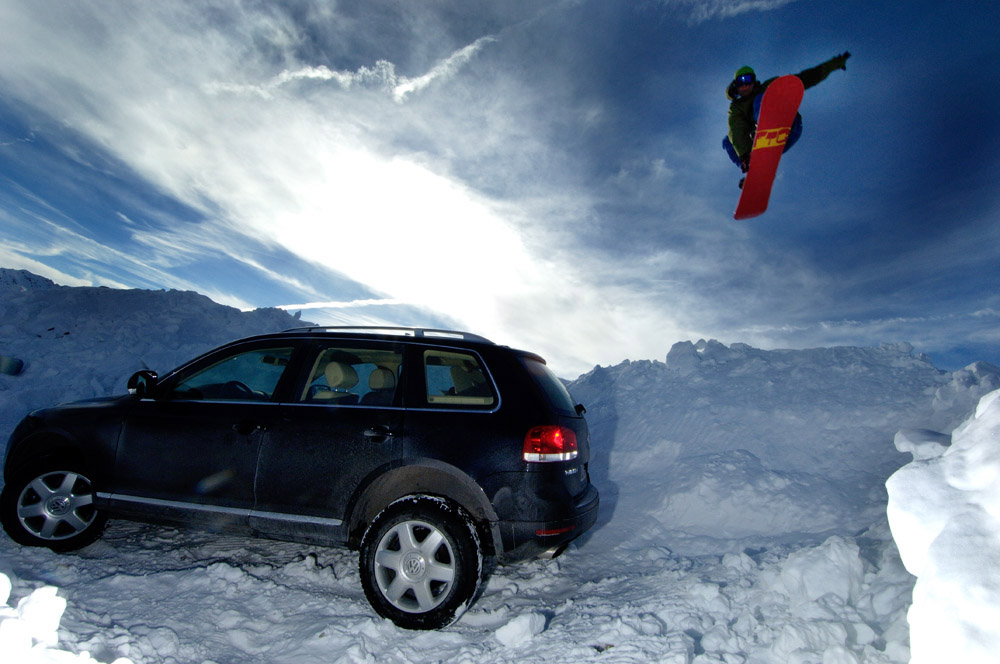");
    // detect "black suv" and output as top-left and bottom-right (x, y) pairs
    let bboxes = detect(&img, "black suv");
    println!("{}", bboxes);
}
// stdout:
(0, 327), (598, 629)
